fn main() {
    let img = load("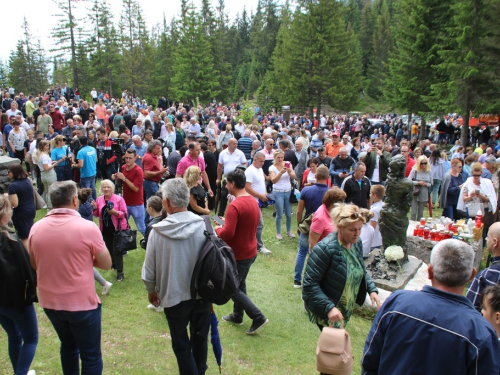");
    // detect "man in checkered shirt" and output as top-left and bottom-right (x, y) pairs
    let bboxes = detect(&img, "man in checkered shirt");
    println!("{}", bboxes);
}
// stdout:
(466, 222), (500, 311)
